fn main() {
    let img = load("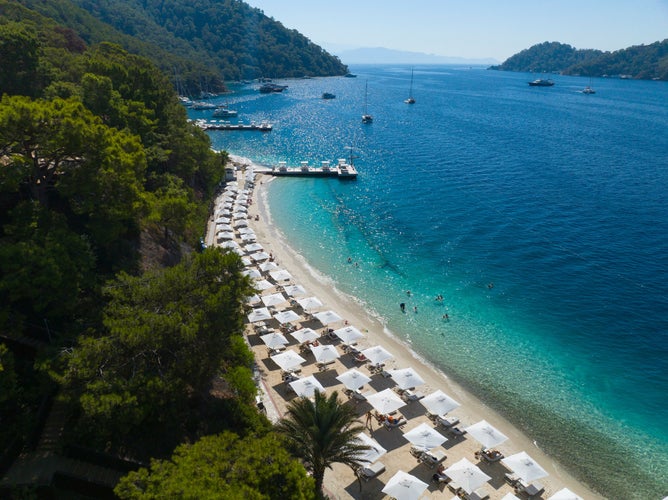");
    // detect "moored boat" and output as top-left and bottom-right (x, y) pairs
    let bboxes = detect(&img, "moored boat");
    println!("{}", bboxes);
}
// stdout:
(528, 79), (555, 86)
